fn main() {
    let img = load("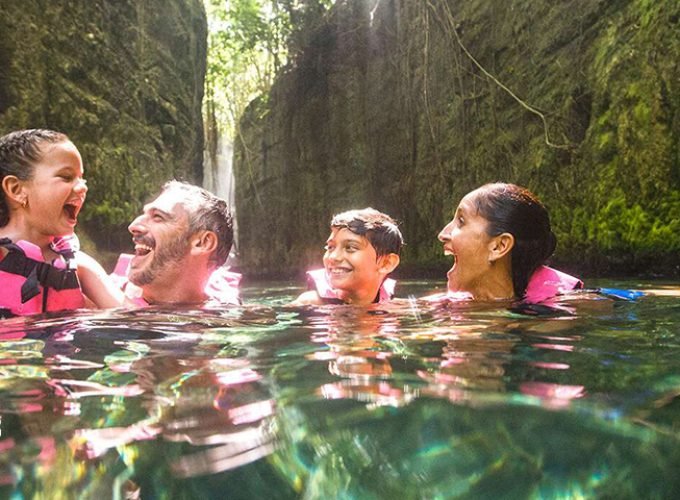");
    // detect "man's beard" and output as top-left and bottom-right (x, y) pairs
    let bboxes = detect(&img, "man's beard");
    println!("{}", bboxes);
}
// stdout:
(129, 233), (190, 287)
